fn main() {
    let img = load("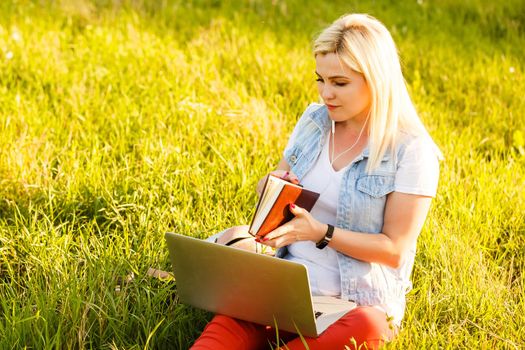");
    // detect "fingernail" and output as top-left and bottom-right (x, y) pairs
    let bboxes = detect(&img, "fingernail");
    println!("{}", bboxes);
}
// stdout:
(282, 171), (289, 179)
(290, 203), (296, 209)
(262, 237), (269, 242)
